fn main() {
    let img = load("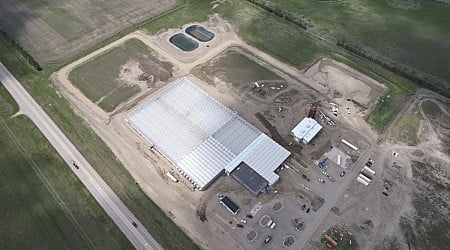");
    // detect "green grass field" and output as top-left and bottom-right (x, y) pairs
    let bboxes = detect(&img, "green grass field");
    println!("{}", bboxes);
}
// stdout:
(0, 33), (197, 250)
(269, 0), (450, 83)
(200, 48), (282, 86)
(392, 112), (423, 145)
(69, 39), (170, 112)
(0, 86), (132, 249)
(217, 0), (333, 69)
